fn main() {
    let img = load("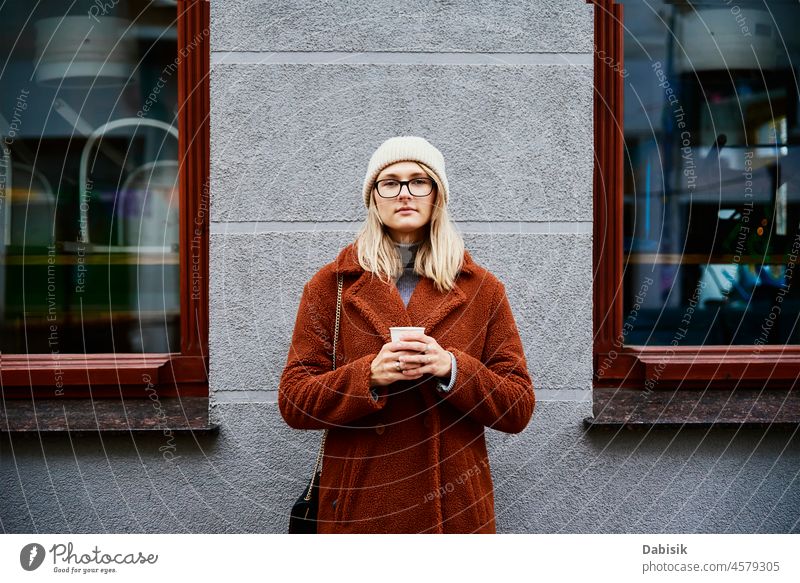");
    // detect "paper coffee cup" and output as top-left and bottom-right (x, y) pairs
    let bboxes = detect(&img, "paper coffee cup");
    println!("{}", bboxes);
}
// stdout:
(390, 326), (425, 343)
